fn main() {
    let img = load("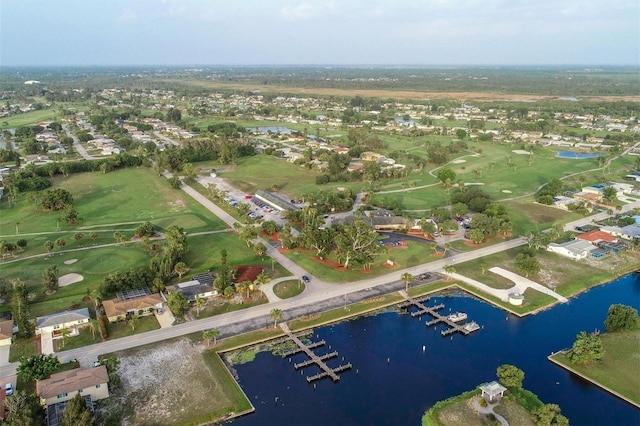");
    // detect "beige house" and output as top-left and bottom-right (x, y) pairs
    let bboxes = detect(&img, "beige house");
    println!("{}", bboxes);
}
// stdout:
(0, 318), (13, 346)
(102, 293), (163, 323)
(36, 366), (109, 407)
